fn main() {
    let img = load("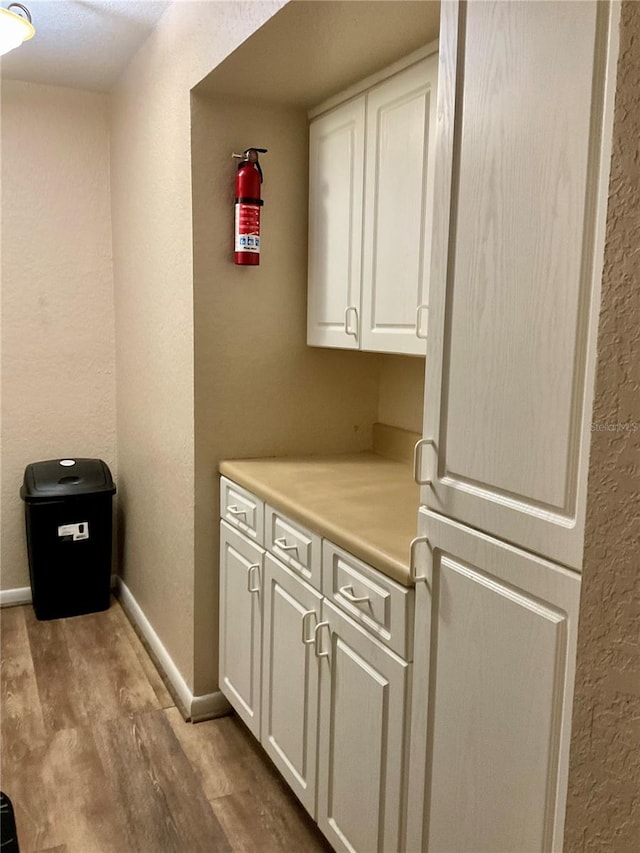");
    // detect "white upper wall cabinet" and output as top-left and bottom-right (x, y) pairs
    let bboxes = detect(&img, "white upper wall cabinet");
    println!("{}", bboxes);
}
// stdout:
(307, 51), (438, 355)
(307, 98), (365, 350)
(419, 0), (619, 569)
(361, 55), (438, 354)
